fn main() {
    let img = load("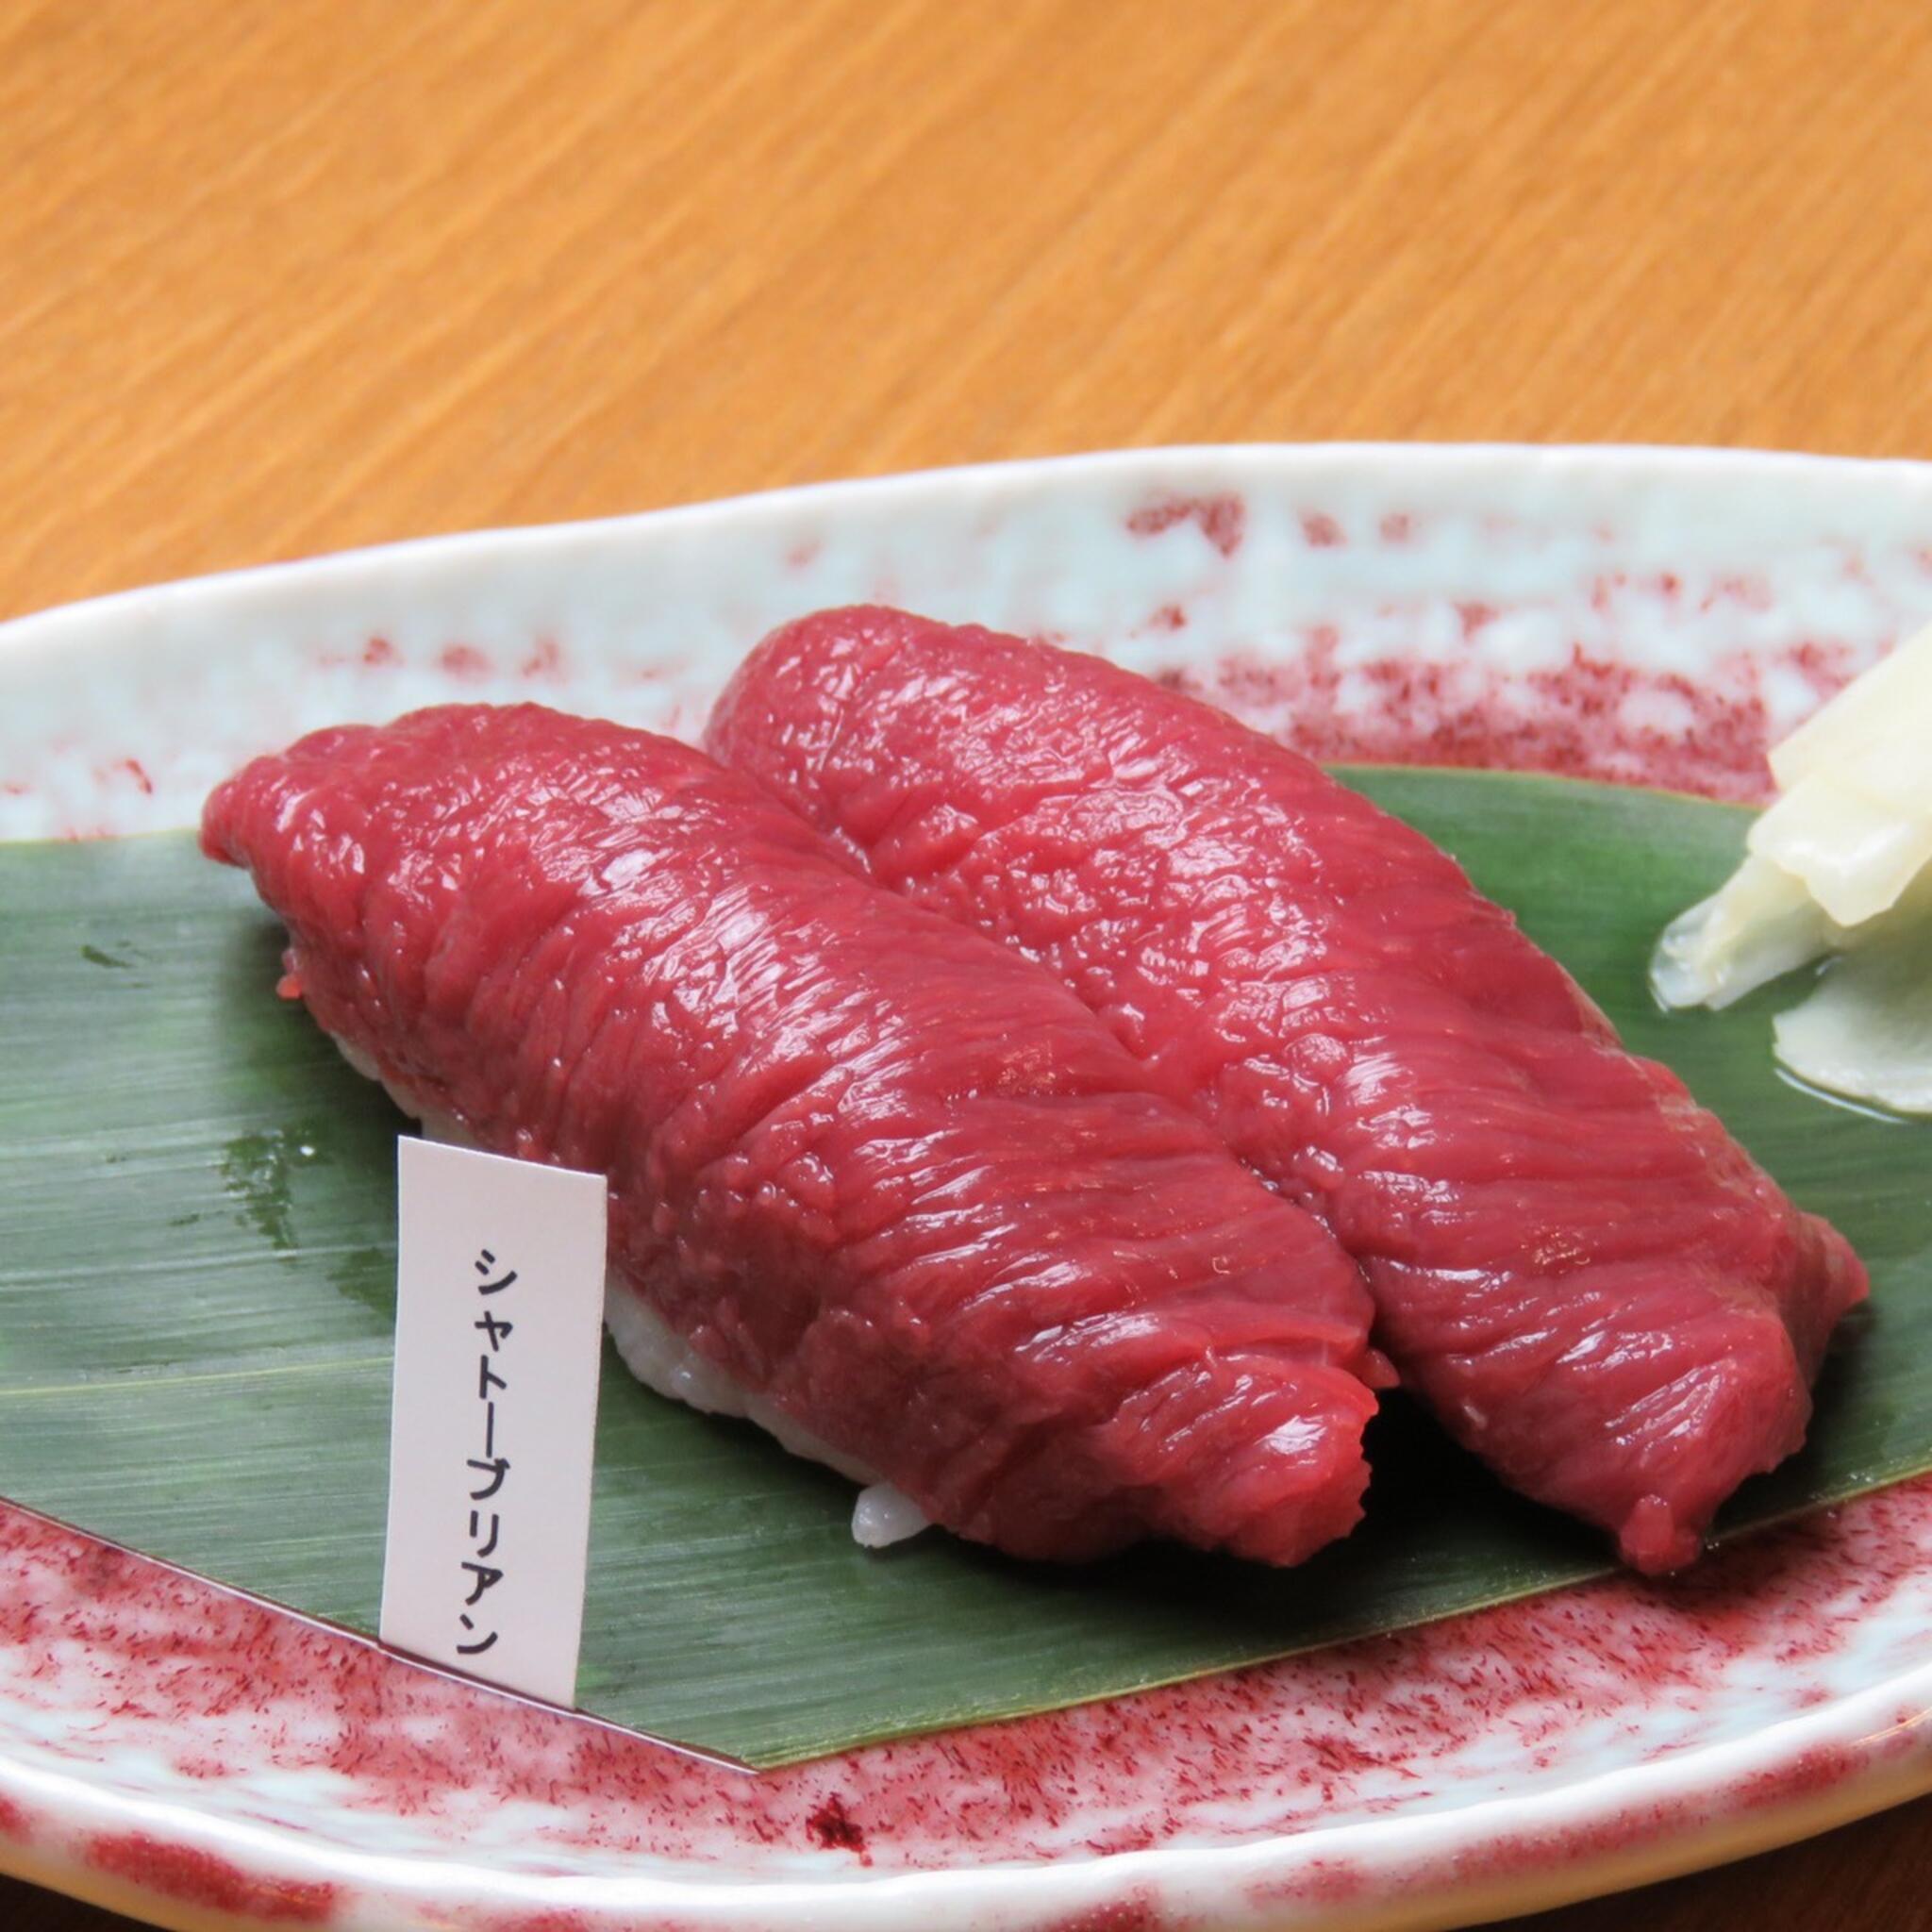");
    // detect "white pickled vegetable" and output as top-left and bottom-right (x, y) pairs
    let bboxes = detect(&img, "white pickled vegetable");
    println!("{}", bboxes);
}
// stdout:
(1651, 621), (1932, 1114)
